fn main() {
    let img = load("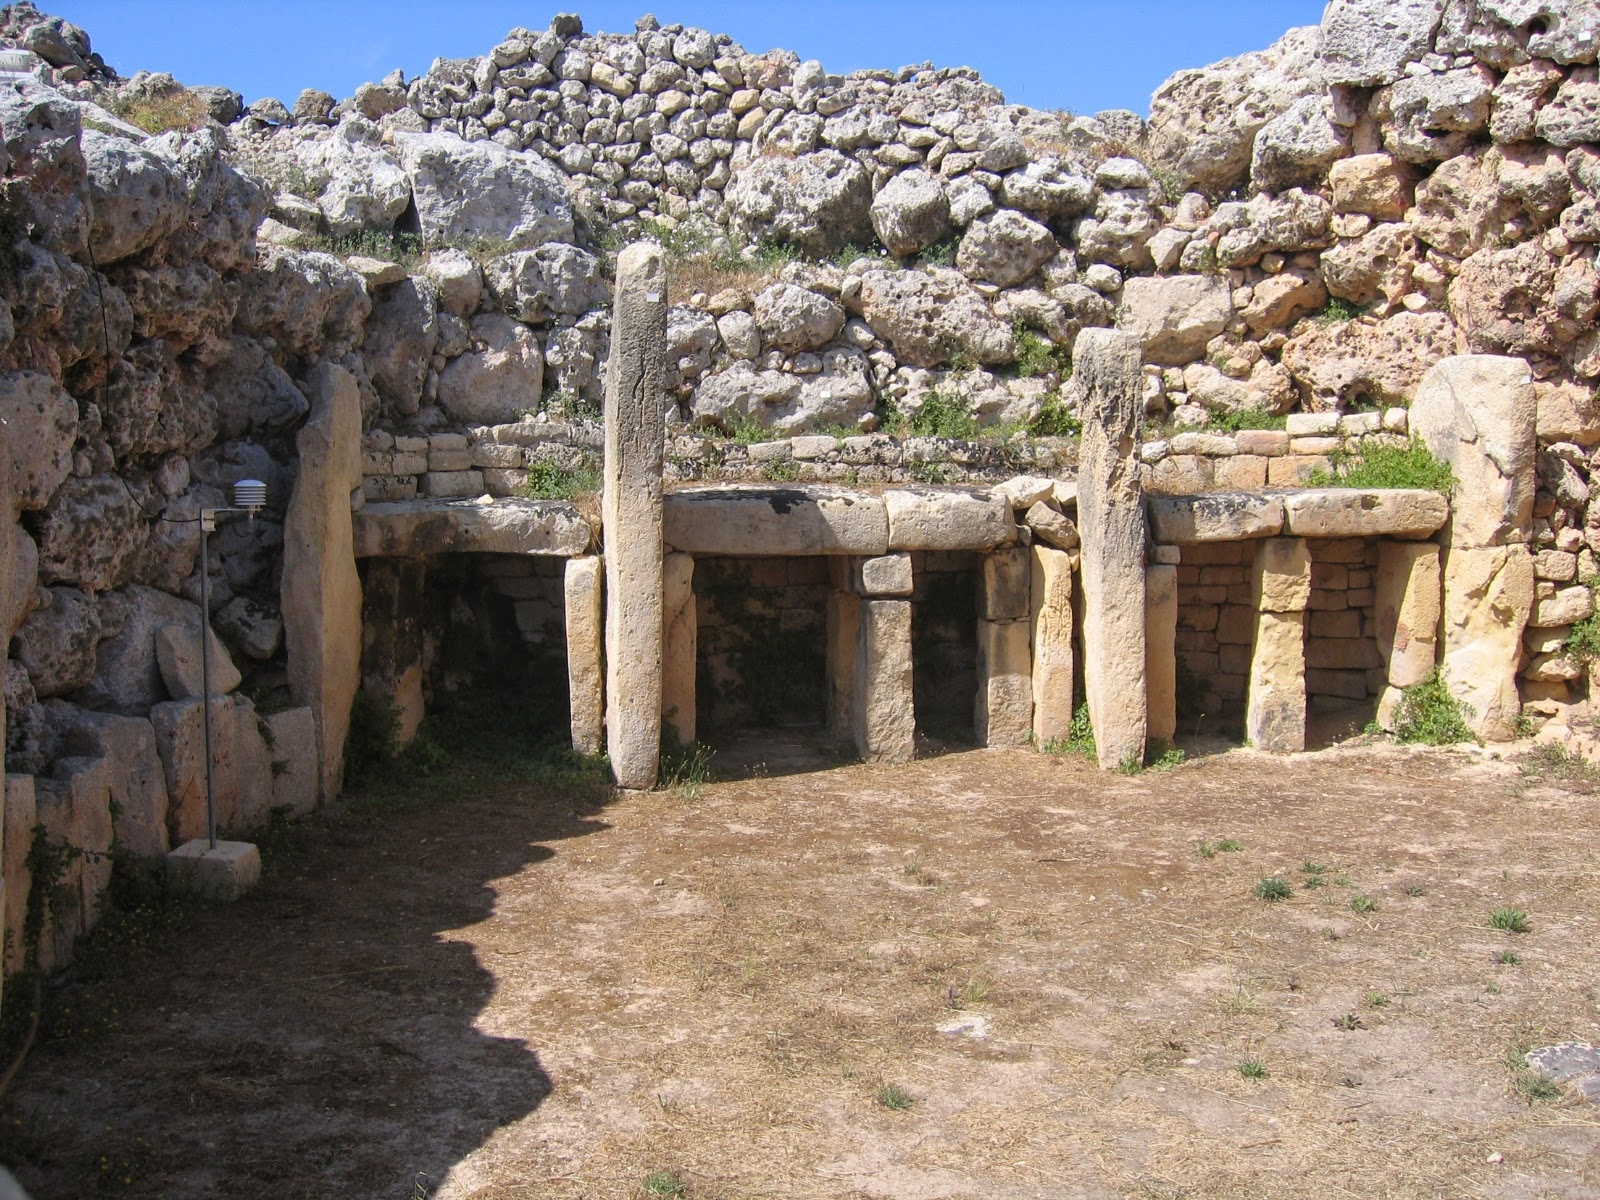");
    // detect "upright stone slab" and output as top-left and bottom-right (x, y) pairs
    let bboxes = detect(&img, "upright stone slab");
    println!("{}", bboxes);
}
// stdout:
(1412, 356), (1537, 740)
(283, 364), (364, 803)
(359, 558), (427, 749)
(603, 243), (668, 789)
(1375, 542), (1442, 690)
(565, 556), (605, 757)
(1031, 546), (1076, 745)
(662, 552), (697, 745)
(1247, 538), (1311, 753)
(826, 575), (860, 739)
(976, 619), (1032, 747)
(854, 599), (915, 764)
(3, 775), (35, 977)
(1145, 563), (1178, 743)
(1074, 329), (1147, 768)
